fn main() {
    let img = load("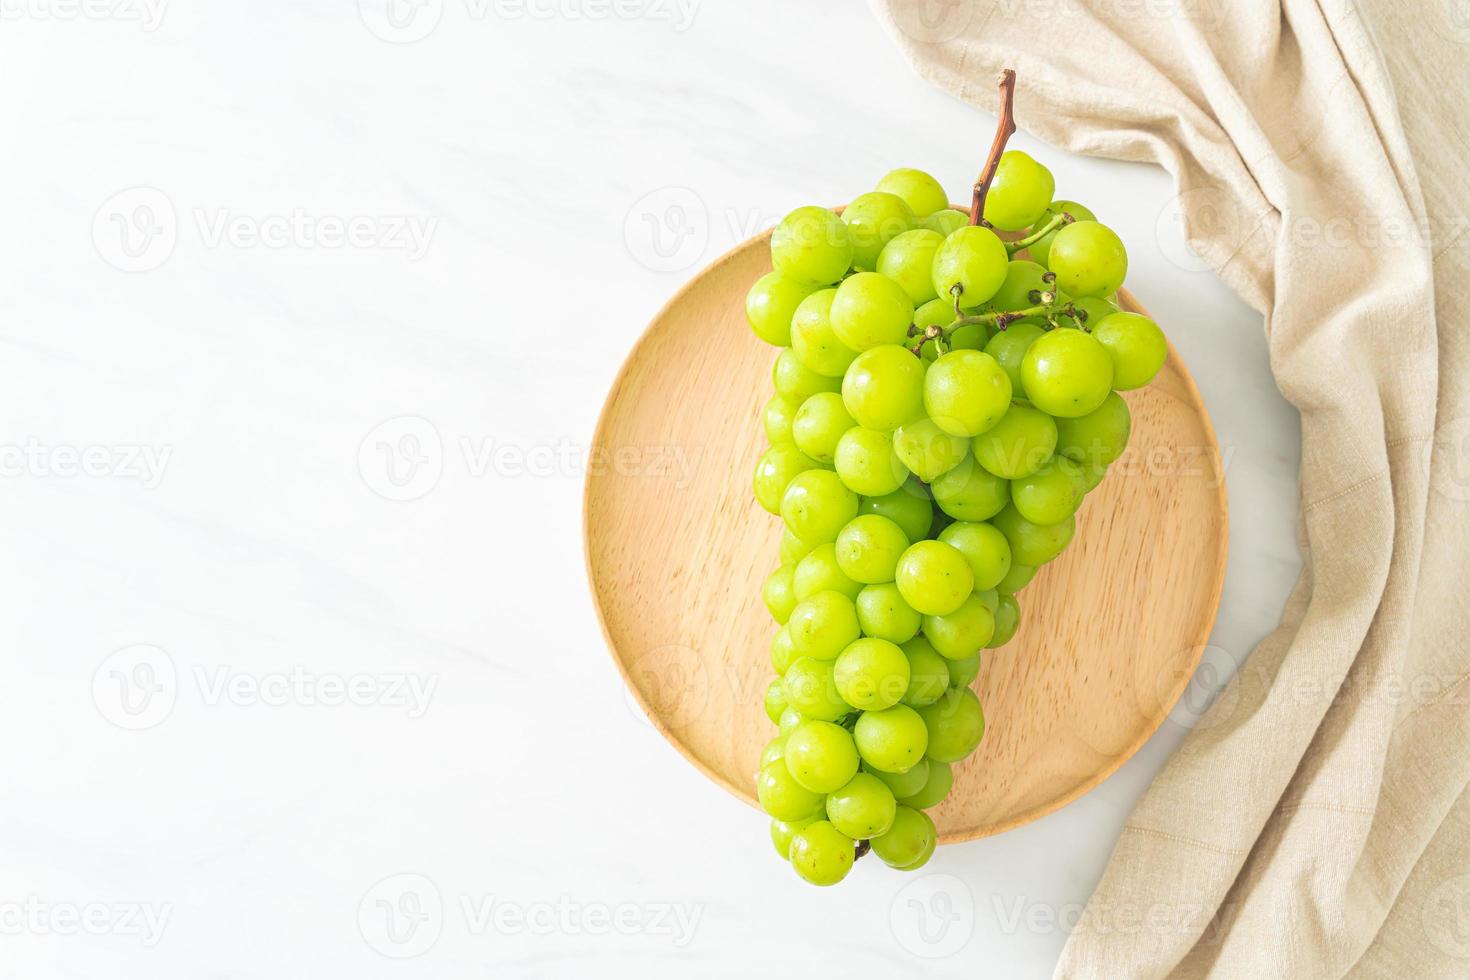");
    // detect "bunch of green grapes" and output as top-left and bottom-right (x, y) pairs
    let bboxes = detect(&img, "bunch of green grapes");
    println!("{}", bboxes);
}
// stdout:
(747, 159), (1167, 886)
